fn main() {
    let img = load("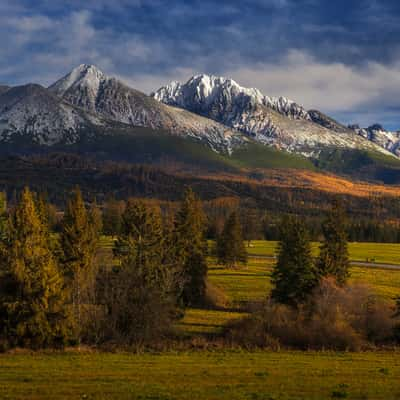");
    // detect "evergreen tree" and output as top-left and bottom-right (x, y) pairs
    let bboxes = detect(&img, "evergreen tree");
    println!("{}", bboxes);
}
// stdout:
(103, 198), (125, 237)
(114, 199), (164, 269)
(0, 192), (7, 240)
(241, 208), (262, 246)
(271, 216), (319, 306)
(0, 188), (70, 348)
(217, 211), (247, 268)
(0, 192), (8, 282)
(89, 200), (103, 239)
(103, 199), (178, 344)
(317, 202), (350, 285)
(60, 187), (98, 338)
(174, 188), (208, 306)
